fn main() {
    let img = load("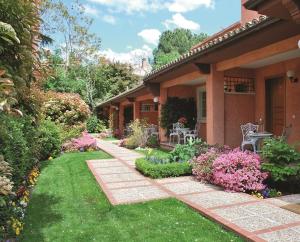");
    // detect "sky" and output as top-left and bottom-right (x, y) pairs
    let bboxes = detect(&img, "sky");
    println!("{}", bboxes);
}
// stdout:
(61, 0), (241, 65)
